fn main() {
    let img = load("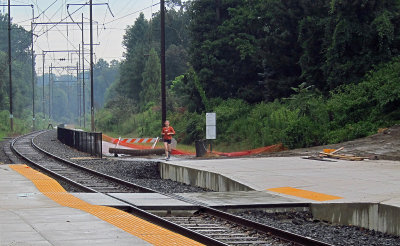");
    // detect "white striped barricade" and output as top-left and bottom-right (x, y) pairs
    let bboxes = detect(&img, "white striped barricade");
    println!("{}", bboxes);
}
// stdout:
(115, 137), (160, 149)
